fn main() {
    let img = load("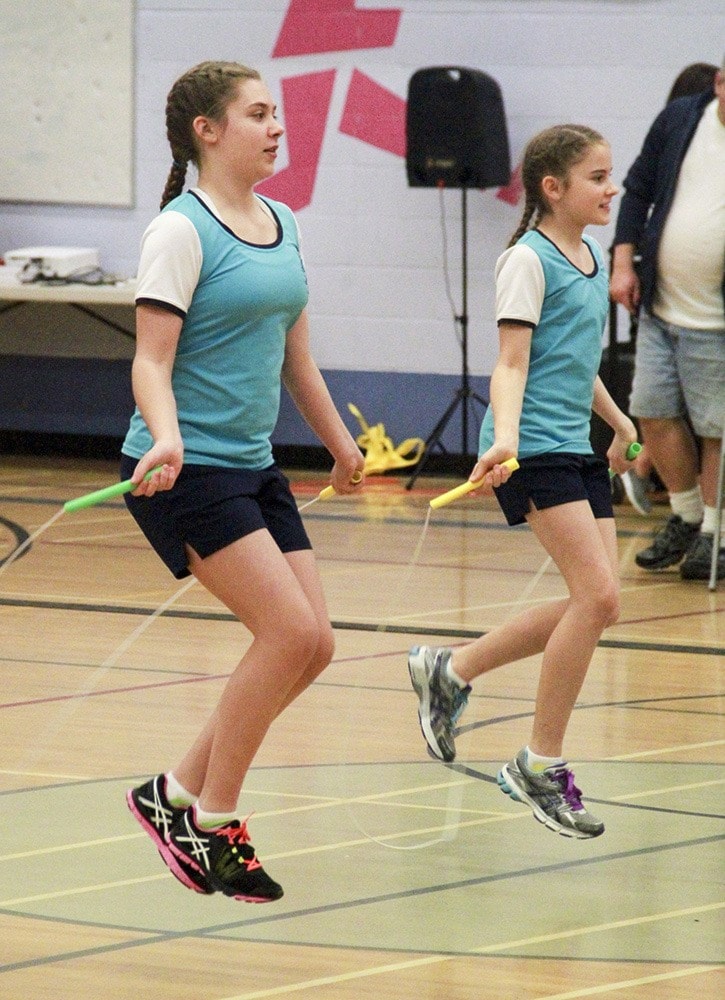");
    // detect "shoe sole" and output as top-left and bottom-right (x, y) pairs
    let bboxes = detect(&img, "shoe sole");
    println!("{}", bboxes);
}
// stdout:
(496, 764), (603, 840)
(408, 647), (452, 762)
(126, 790), (211, 894)
(635, 552), (688, 570)
(167, 839), (282, 903)
(225, 886), (284, 903)
(621, 472), (652, 516)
